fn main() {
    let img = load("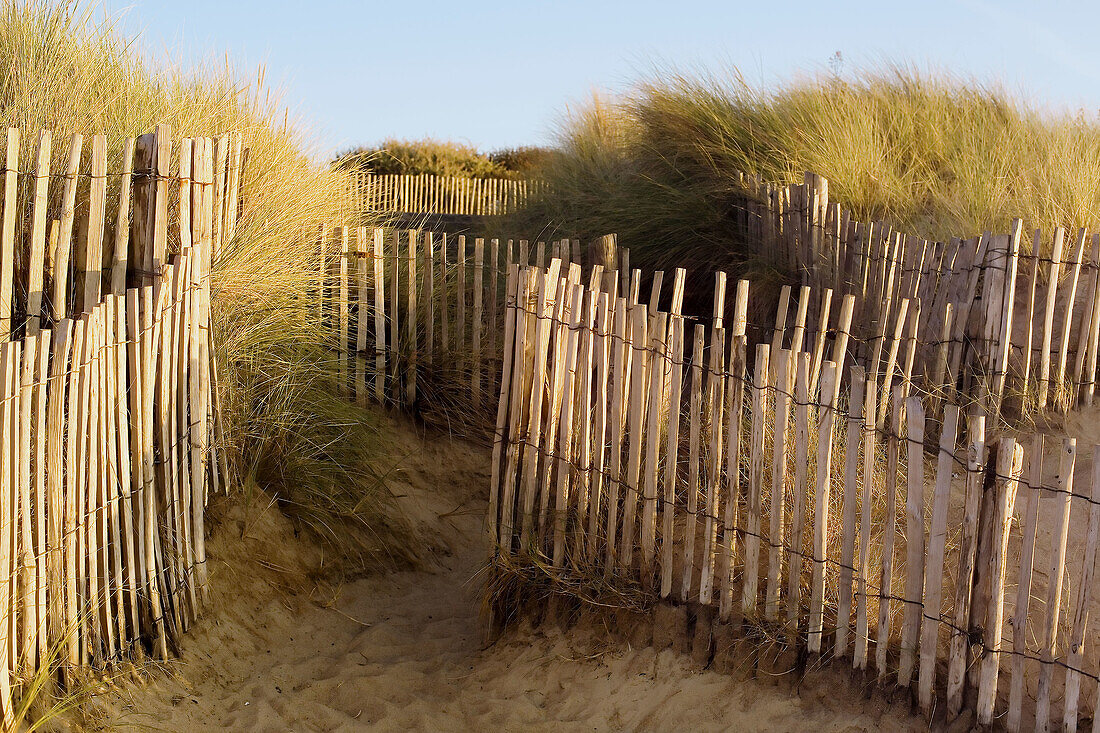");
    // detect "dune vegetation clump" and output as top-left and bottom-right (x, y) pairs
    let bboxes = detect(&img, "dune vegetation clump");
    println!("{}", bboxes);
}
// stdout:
(334, 137), (552, 179)
(0, 0), (412, 571)
(518, 66), (1100, 281)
